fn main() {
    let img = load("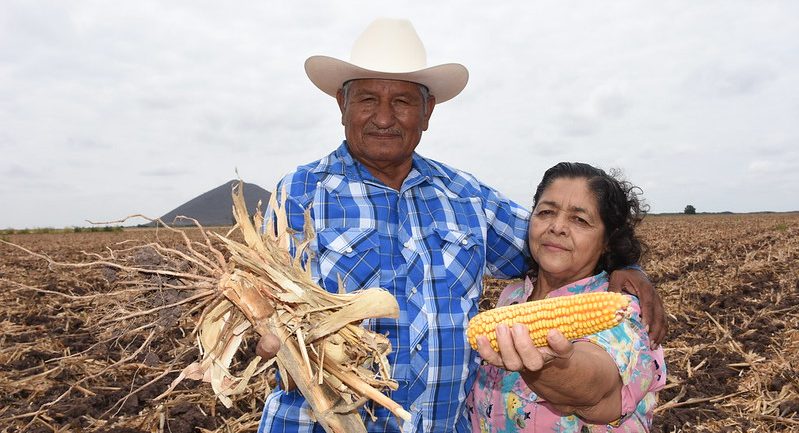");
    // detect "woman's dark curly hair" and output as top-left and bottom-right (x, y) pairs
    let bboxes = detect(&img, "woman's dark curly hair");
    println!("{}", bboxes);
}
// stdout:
(529, 162), (648, 275)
